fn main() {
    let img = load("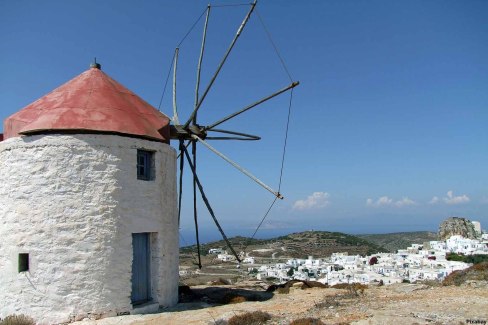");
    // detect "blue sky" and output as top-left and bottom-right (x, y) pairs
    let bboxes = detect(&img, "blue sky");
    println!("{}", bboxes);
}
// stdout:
(1, 1), (487, 242)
